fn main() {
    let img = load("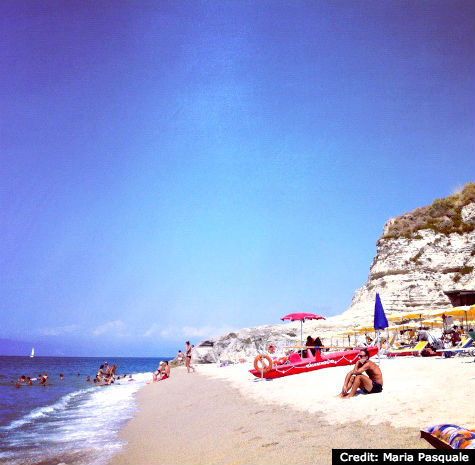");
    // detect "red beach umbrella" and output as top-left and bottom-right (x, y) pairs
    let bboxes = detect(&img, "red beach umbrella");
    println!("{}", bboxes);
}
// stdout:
(281, 313), (326, 347)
